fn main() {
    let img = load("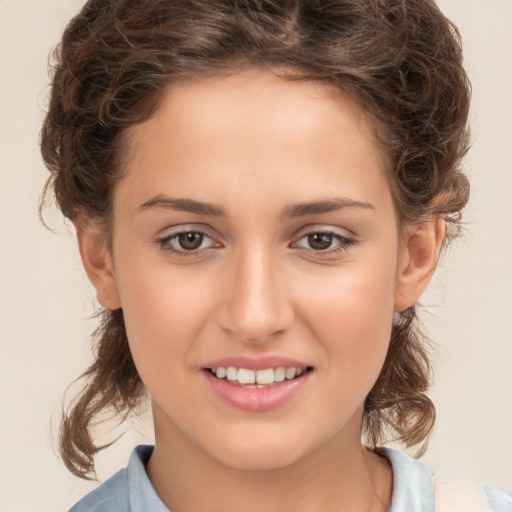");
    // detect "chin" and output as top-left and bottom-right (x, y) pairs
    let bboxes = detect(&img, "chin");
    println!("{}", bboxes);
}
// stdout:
(216, 449), (302, 472)
(202, 428), (312, 472)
